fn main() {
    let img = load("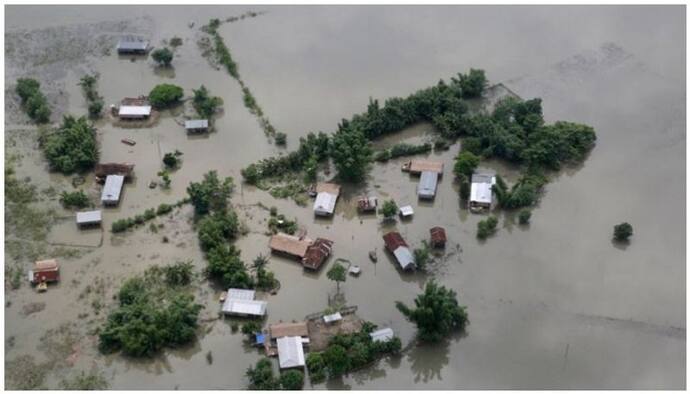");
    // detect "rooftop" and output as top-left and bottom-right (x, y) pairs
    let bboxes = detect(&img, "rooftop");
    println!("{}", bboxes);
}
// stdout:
(370, 327), (395, 343)
(185, 119), (209, 129)
(269, 321), (309, 339)
(404, 160), (444, 174)
(269, 233), (312, 258)
(76, 210), (102, 225)
(277, 336), (305, 369)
